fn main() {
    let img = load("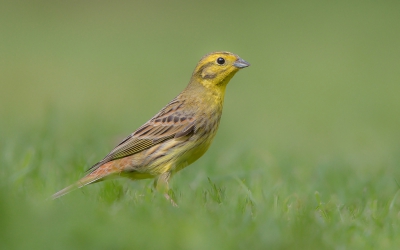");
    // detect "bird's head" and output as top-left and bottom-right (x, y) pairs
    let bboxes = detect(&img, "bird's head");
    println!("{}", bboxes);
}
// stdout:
(192, 51), (250, 89)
